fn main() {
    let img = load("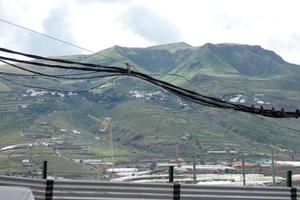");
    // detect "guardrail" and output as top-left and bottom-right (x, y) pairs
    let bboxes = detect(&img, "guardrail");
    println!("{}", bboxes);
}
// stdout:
(0, 175), (297, 200)
(0, 175), (46, 200)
